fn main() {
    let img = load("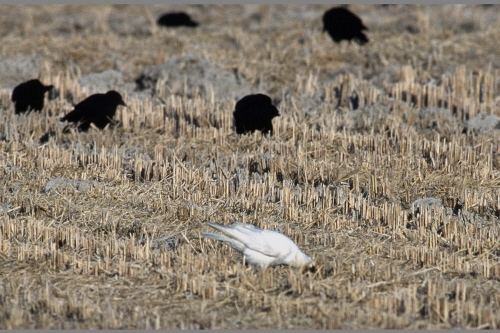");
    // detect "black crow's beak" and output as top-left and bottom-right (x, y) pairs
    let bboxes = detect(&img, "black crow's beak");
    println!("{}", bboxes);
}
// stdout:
(120, 100), (127, 107)
(46, 85), (54, 91)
